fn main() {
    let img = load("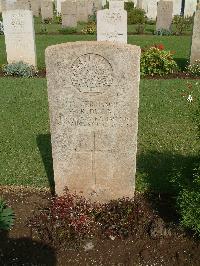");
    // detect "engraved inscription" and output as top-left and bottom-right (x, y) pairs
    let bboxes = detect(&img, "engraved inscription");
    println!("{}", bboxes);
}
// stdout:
(71, 53), (113, 94)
